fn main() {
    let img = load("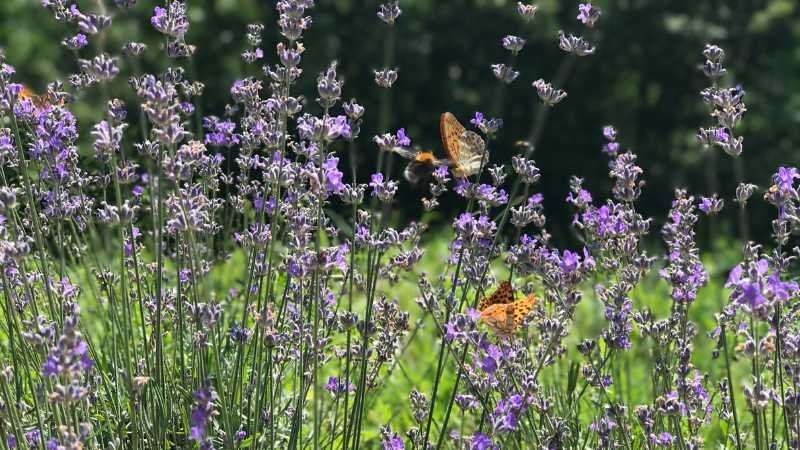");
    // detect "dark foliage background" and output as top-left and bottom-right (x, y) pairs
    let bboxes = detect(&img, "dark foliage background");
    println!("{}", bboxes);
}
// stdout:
(2, 0), (799, 245)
